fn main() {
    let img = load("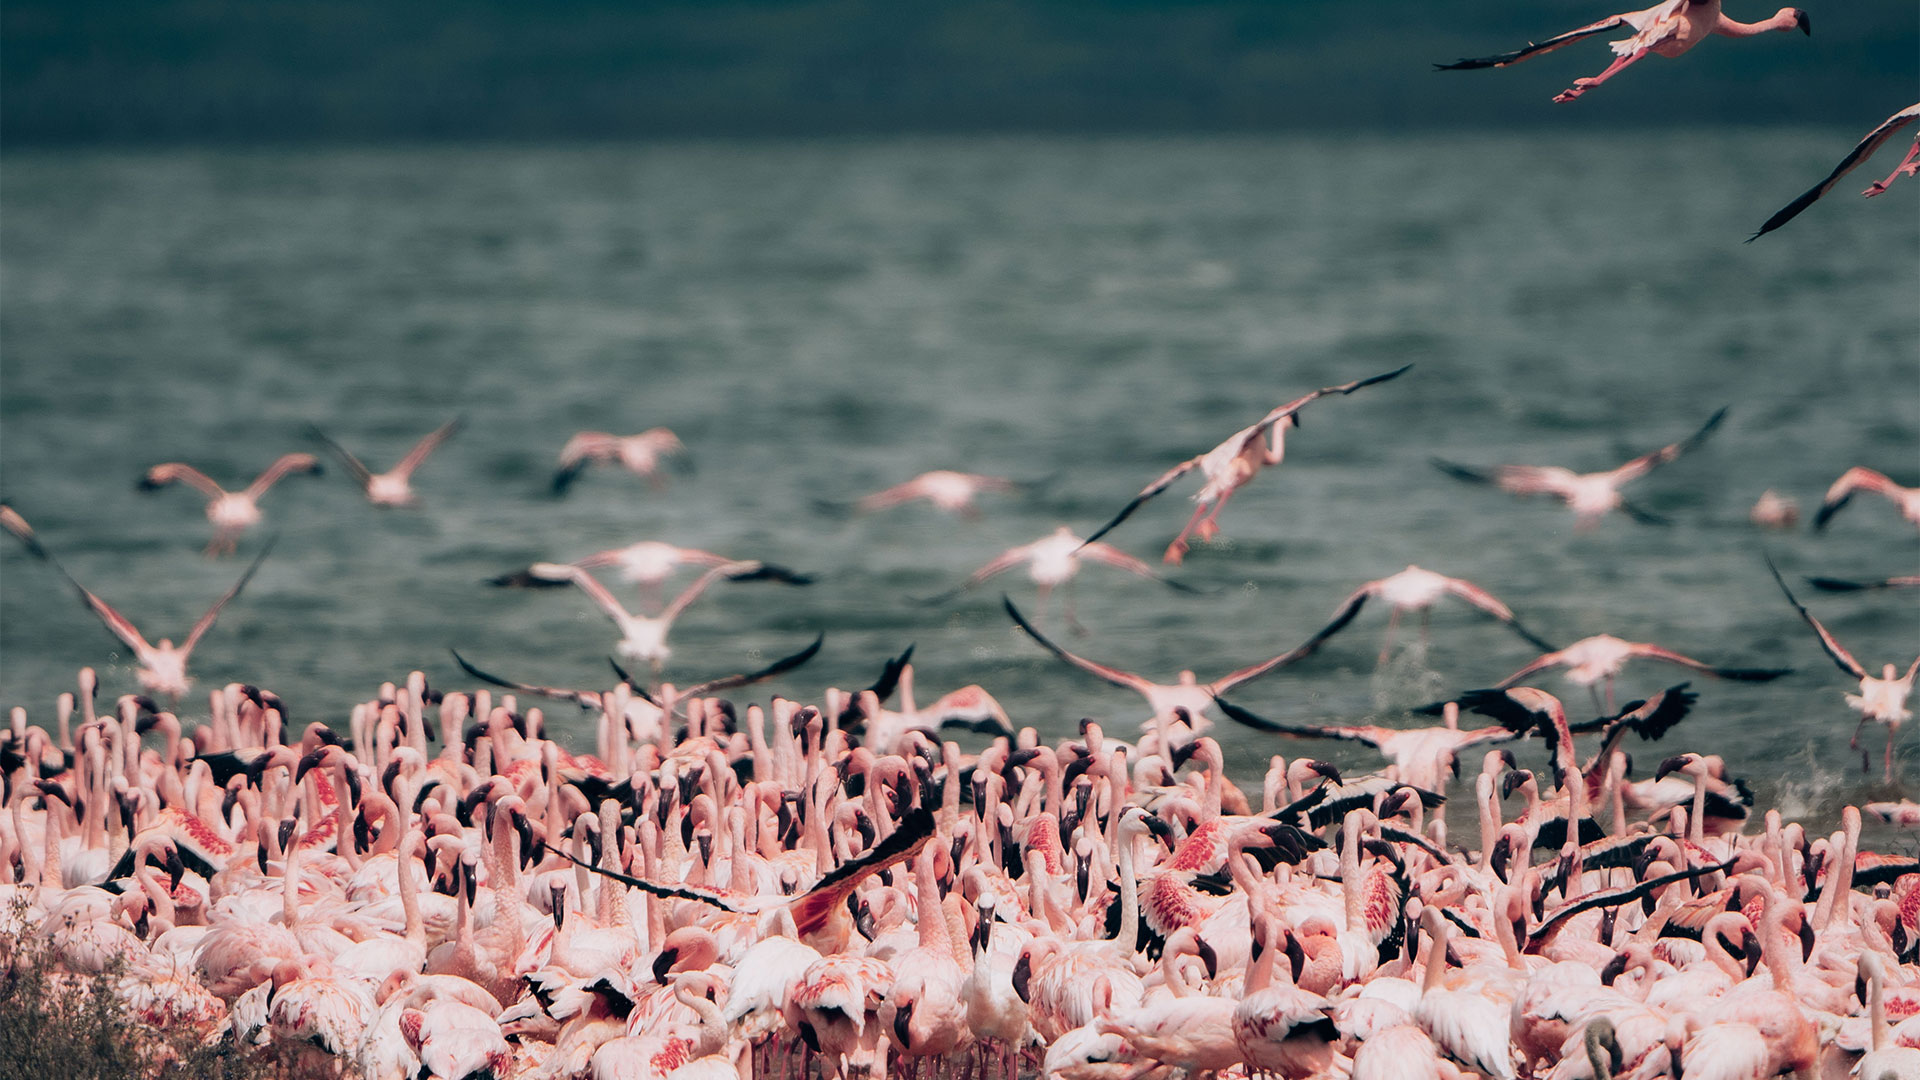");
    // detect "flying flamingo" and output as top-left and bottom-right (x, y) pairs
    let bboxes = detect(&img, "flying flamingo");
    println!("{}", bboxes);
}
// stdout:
(31, 540), (275, 701)
(138, 454), (323, 555)
(516, 559), (811, 677)
(1496, 632), (1788, 712)
(1004, 593), (1366, 736)
(1812, 466), (1920, 531)
(1324, 565), (1557, 664)
(1752, 104), (1920, 239)
(1437, 0), (1809, 104)
(1214, 698), (1528, 793)
(308, 417), (462, 508)
(1080, 364), (1412, 564)
(855, 470), (1015, 517)
(916, 526), (1199, 632)
(1768, 557), (1918, 781)
(551, 428), (687, 495)
(492, 540), (809, 613)
(1432, 408), (1727, 530)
